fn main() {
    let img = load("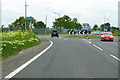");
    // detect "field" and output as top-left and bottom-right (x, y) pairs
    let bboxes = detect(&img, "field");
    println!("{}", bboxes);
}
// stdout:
(1, 30), (41, 59)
